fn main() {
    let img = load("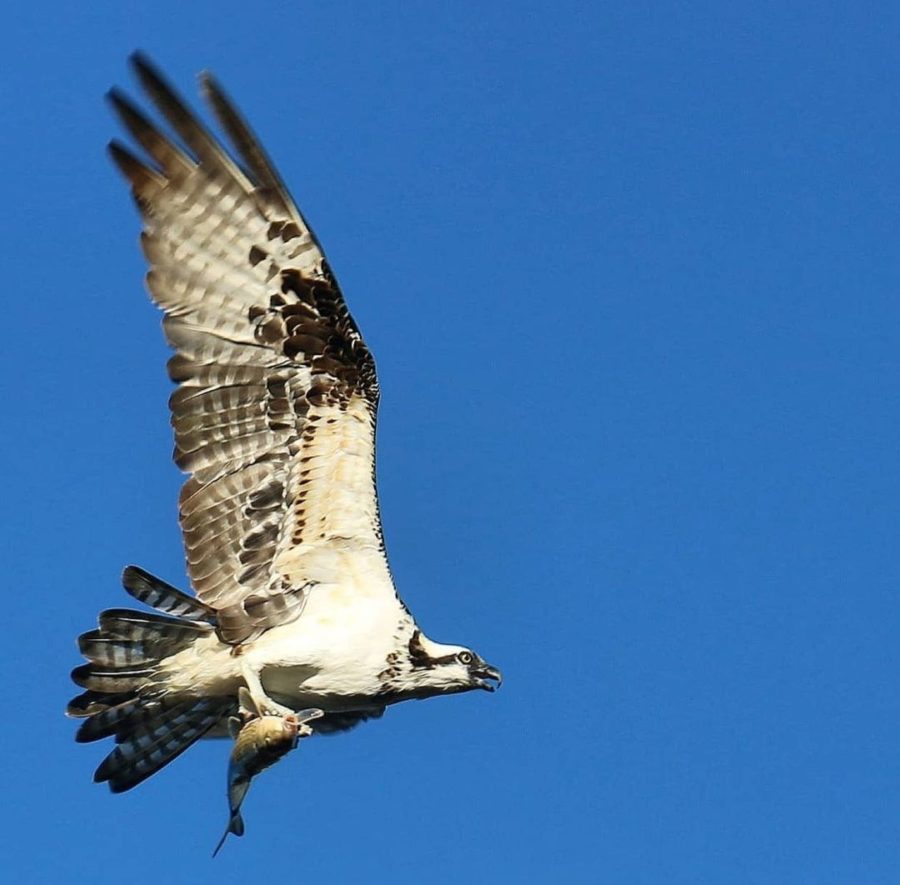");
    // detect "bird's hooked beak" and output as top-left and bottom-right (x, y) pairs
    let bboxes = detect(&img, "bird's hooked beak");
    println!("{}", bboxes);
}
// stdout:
(472, 662), (503, 692)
